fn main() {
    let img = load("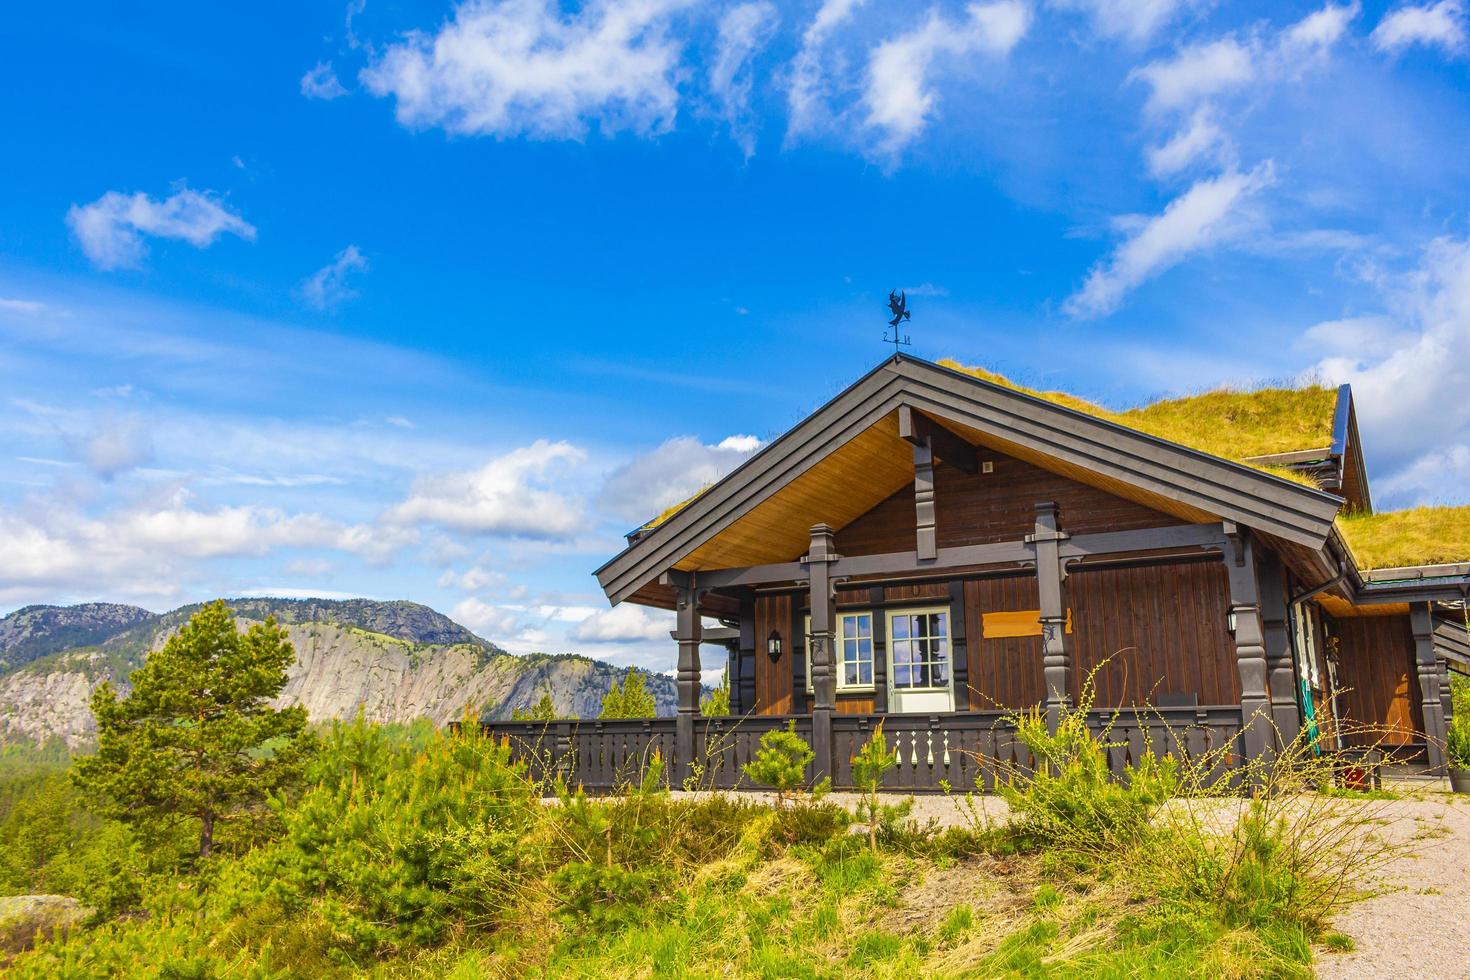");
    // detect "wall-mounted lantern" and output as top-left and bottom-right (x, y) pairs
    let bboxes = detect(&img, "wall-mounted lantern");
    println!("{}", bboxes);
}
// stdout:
(767, 629), (783, 663)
